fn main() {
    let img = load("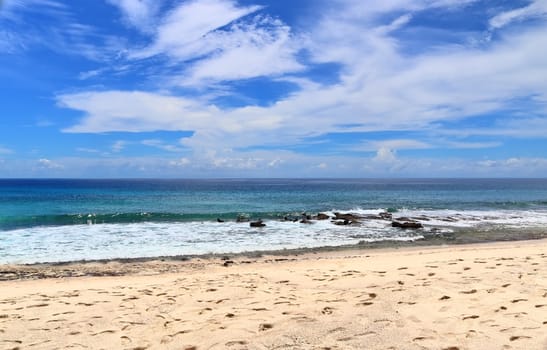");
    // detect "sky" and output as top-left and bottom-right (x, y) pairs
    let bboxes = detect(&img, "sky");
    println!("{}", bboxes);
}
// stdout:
(1, 0), (547, 178)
